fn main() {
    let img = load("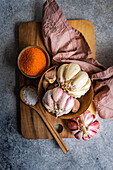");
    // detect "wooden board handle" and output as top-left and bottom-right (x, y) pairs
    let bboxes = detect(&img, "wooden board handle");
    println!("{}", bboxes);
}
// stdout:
(32, 102), (69, 154)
